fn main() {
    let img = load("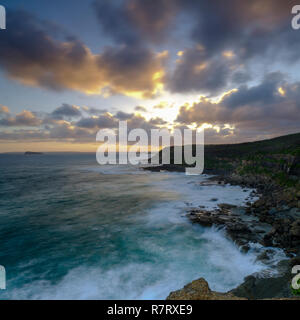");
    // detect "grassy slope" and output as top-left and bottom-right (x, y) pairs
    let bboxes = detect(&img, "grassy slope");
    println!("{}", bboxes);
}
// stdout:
(162, 132), (300, 189)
